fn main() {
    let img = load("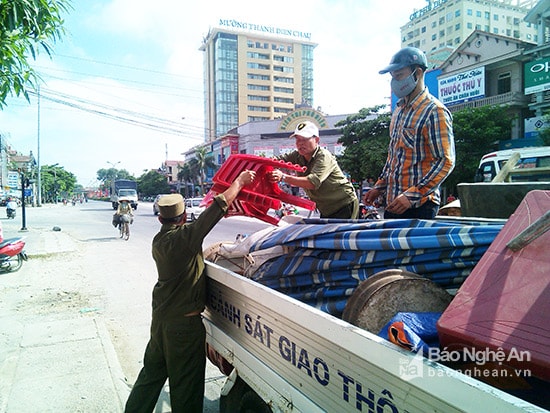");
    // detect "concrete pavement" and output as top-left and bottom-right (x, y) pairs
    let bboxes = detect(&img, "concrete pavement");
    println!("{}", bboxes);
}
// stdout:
(0, 204), (131, 413)
(0, 203), (226, 413)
